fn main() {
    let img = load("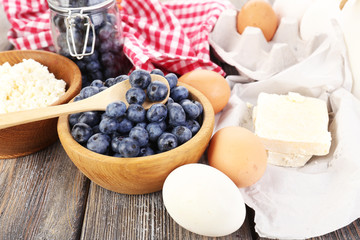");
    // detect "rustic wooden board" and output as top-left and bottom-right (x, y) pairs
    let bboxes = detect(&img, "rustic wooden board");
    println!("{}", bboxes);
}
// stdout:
(0, 141), (90, 239)
(81, 182), (253, 240)
(80, 154), (253, 239)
